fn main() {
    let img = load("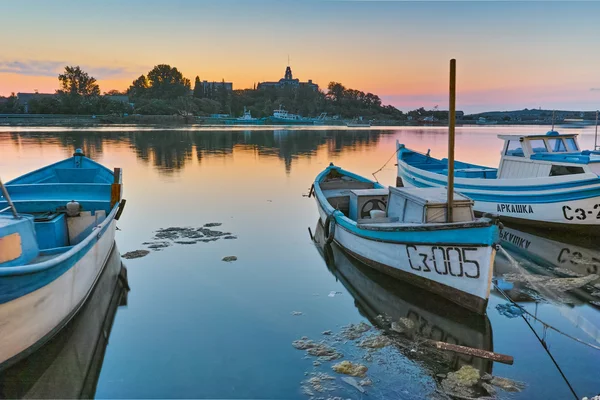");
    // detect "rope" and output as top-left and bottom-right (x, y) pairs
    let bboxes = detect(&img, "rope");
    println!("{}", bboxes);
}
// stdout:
(494, 283), (600, 352)
(372, 147), (400, 183)
(494, 282), (580, 398)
